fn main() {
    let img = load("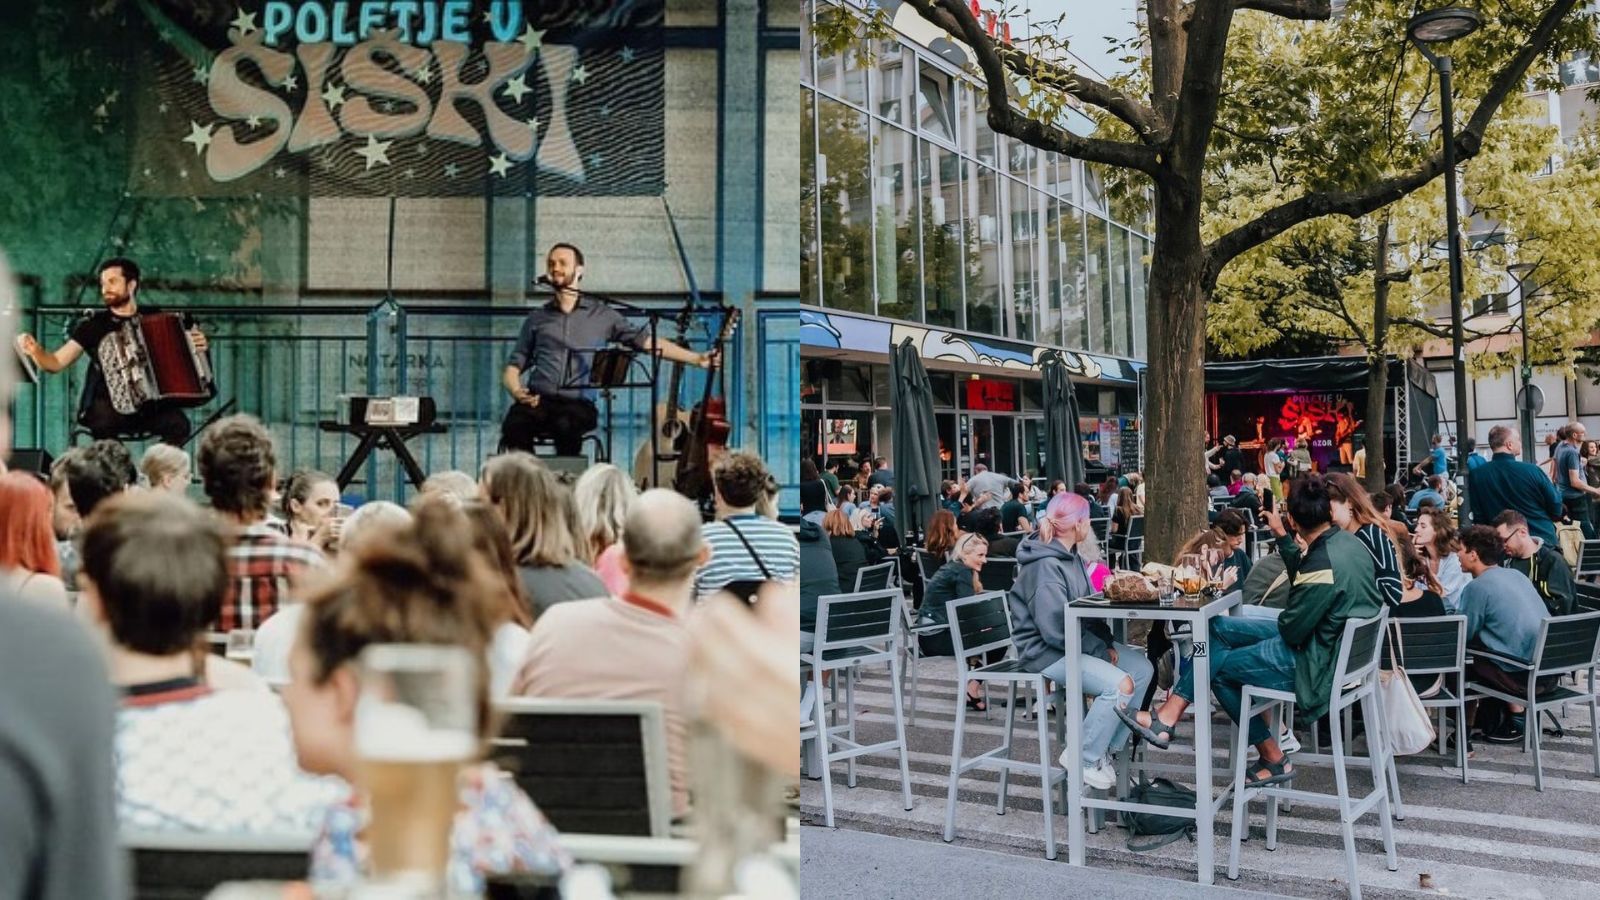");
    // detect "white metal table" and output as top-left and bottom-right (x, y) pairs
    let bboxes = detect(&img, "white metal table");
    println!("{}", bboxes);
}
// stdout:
(1062, 590), (1243, 885)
